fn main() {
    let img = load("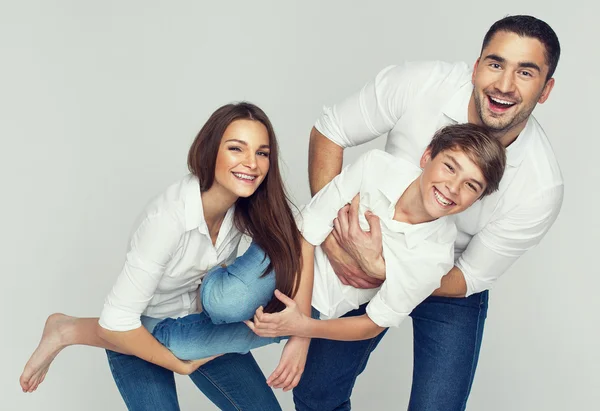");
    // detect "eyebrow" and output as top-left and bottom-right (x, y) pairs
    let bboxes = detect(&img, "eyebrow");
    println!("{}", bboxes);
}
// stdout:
(225, 139), (270, 149)
(484, 53), (542, 73)
(446, 154), (484, 190)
